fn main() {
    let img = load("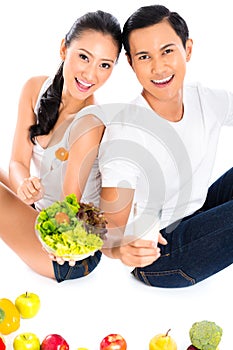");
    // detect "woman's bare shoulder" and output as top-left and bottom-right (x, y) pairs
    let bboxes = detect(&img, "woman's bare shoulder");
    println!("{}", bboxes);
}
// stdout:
(23, 75), (49, 91)
(20, 75), (50, 107)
